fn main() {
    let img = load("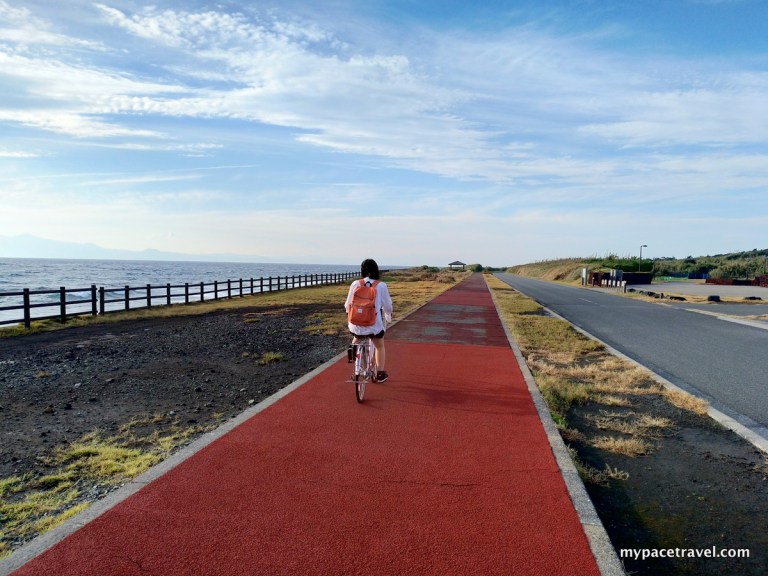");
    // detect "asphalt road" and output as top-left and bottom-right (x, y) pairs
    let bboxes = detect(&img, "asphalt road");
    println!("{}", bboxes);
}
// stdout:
(494, 274), (768, 432)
